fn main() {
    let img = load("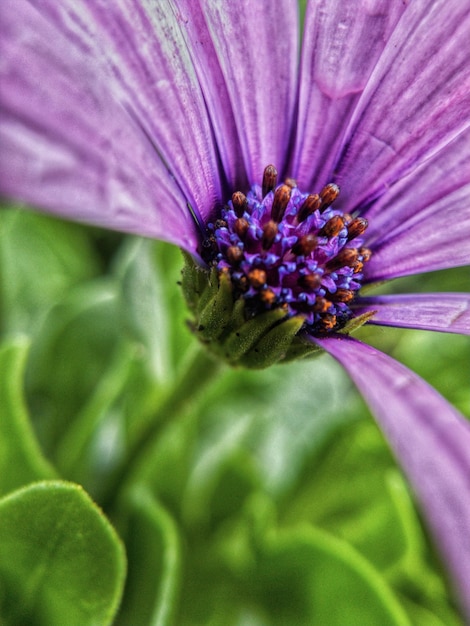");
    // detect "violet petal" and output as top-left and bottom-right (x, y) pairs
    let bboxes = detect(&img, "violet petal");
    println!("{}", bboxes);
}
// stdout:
(313, 334), (470, 620)
(199, 0), (299, 182)
(355, 293), (470, 335)
(3, 0), (223, 221)
(364, 183), (470, 281)
(334, 0), (470, 213)
(0, 0), (200, 251)
(171, 0), (247, 193)
(292, 0), (407, 190)
(362, 128), (470, 248)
